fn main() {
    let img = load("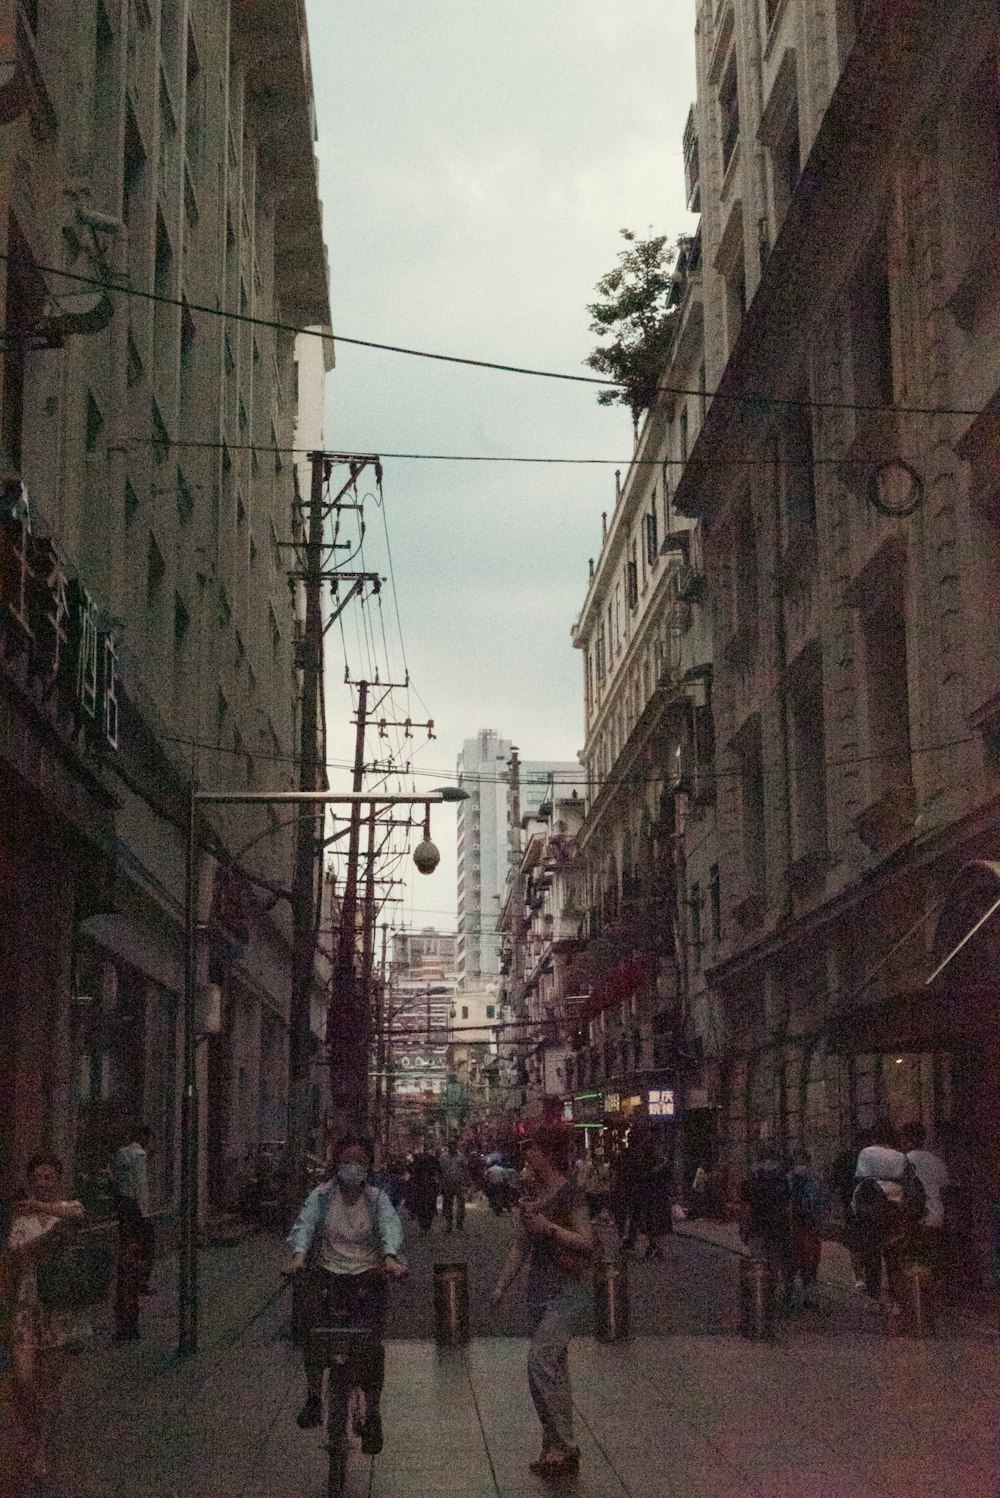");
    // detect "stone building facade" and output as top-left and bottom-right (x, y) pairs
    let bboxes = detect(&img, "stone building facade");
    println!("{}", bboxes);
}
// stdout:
(676, 0), (998, 1213)
(570, 0), (998, 1243)
(0, 0), (330, 1220)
